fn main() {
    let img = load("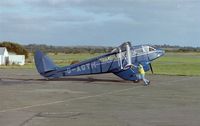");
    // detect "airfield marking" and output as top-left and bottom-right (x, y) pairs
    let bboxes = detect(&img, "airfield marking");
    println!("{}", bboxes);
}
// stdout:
(0, 76), (195, 113)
